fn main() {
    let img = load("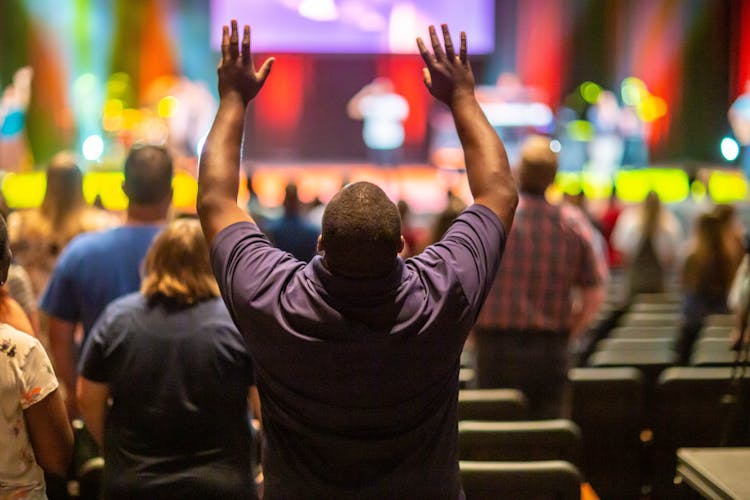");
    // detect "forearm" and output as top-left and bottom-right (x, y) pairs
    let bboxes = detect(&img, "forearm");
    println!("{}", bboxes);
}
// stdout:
(197, 93), (255, 243)
(450, 93), (517, 227)
(48, 320), (78, 414)
(198, 94), (246, 210)
(570, 285), (606, 337)
(76, 378), (109, 448)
